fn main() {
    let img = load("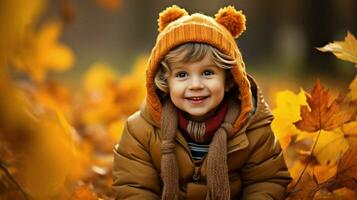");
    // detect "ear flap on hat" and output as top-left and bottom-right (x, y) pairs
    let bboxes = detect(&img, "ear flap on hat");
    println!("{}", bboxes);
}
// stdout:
(158, 5), (188, 32)
(215, 6), (246, 38)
